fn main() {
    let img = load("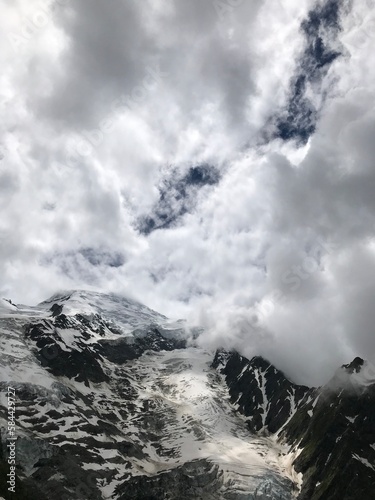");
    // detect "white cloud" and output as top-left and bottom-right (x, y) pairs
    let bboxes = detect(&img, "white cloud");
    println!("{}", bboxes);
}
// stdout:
(1, 0), (375, 385)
